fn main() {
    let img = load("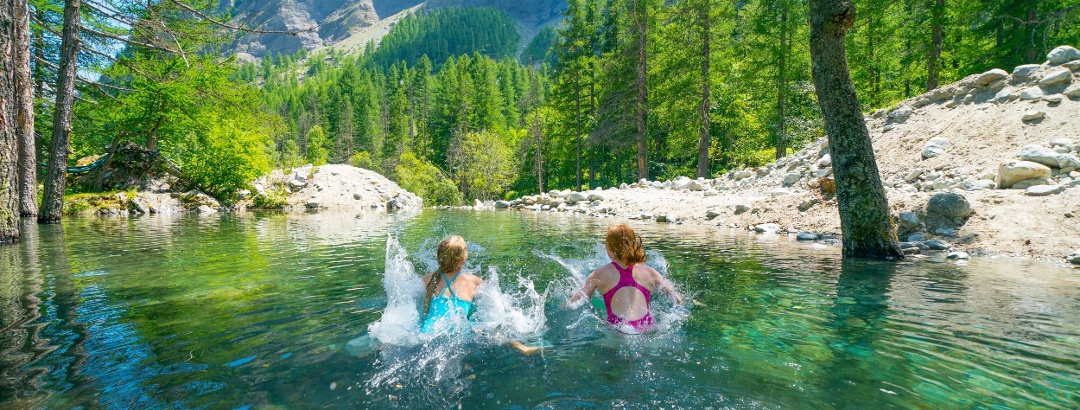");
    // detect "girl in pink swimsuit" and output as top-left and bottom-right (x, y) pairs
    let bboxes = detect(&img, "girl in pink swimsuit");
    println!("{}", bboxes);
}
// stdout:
(569, 224), (683, 334)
